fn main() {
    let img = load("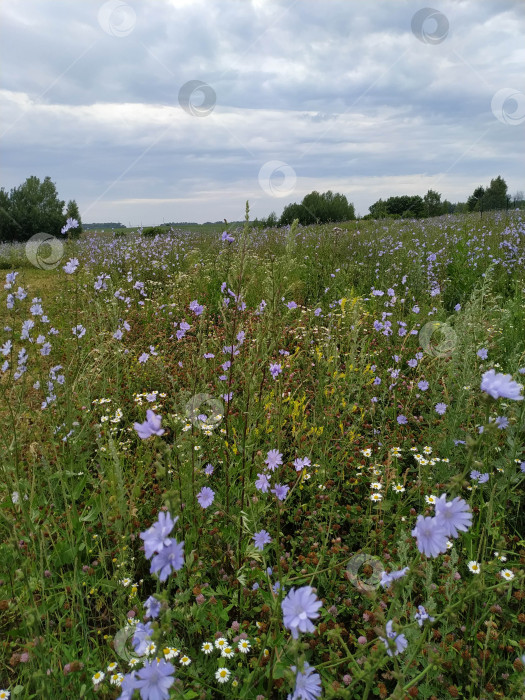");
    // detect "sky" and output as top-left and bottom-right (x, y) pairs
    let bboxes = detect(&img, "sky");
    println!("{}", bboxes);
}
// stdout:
(0, 0), (524, 225)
